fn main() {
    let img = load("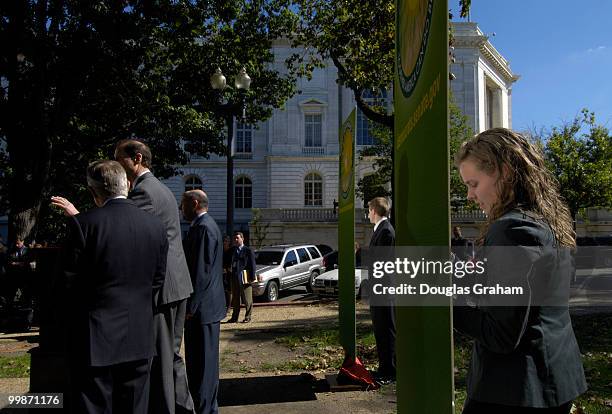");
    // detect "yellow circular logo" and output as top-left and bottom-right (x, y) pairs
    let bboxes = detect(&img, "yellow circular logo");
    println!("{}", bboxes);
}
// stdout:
(397, 0), (433, 97)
